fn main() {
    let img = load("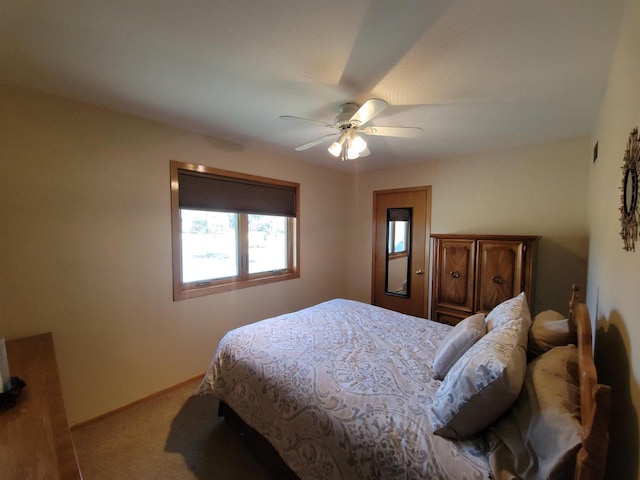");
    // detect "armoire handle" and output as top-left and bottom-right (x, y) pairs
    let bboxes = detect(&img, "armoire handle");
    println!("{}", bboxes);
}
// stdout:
(449, 271), (460, 278)
(492, 275), (503, 285)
